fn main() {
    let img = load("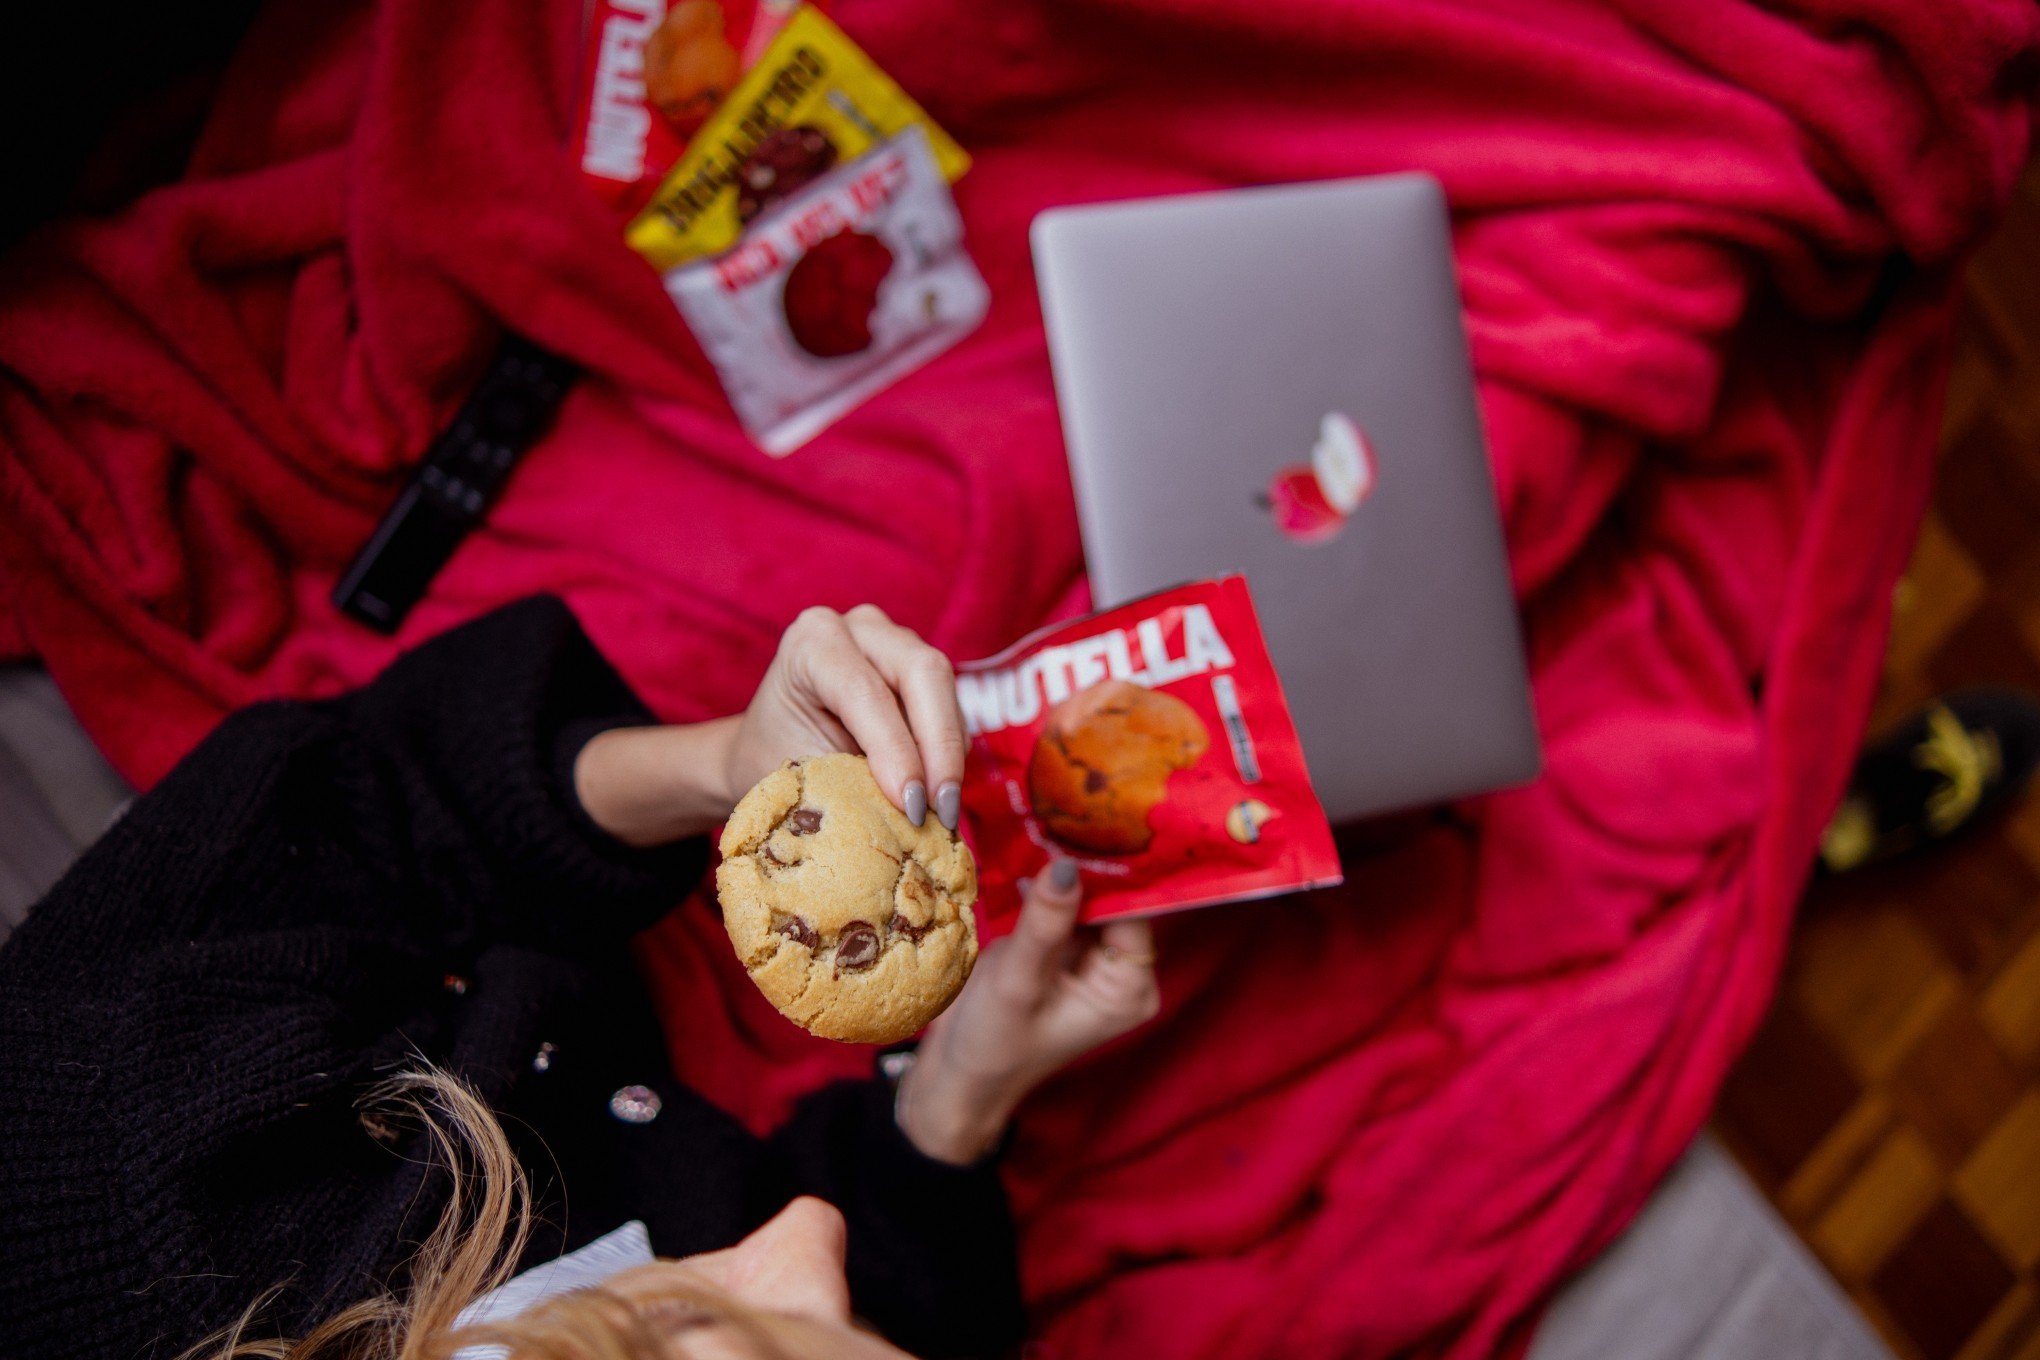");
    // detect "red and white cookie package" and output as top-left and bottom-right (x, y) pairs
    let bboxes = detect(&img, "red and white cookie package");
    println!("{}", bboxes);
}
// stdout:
(663, 126), (989, 454)
(957, 578), (1343, 931)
